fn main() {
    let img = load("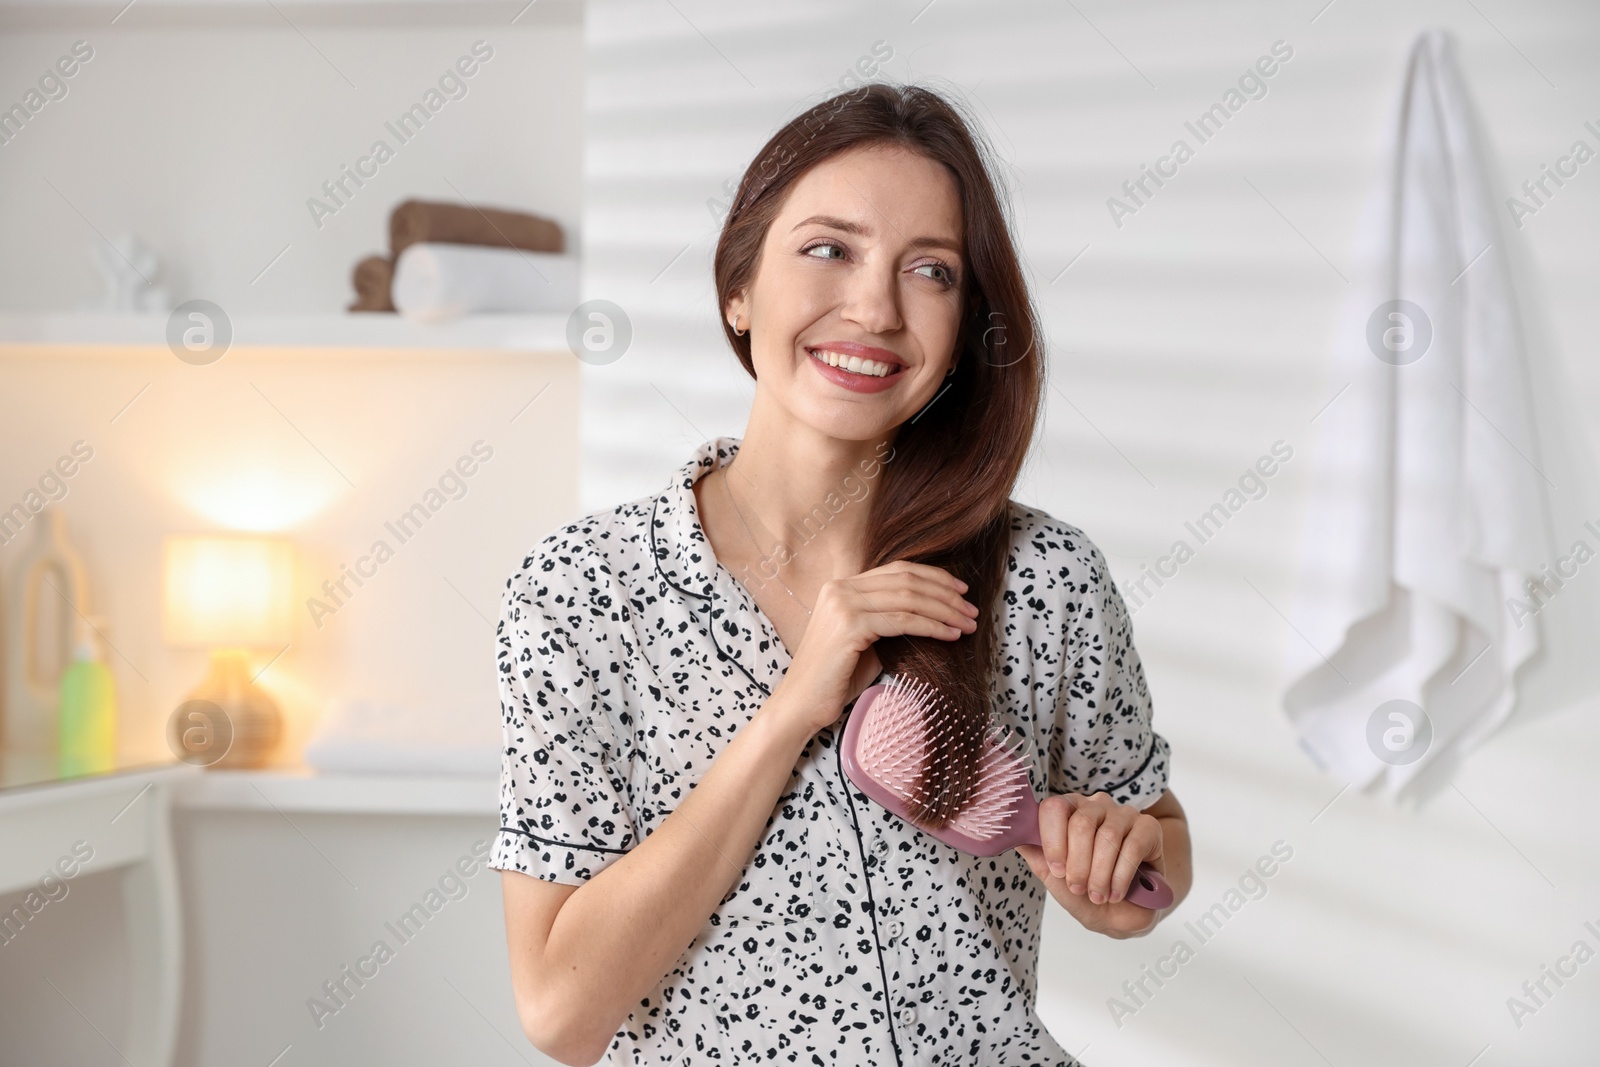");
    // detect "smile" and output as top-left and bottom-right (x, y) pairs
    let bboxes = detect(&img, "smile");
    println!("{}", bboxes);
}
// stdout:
(806, 347), (902, 379)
